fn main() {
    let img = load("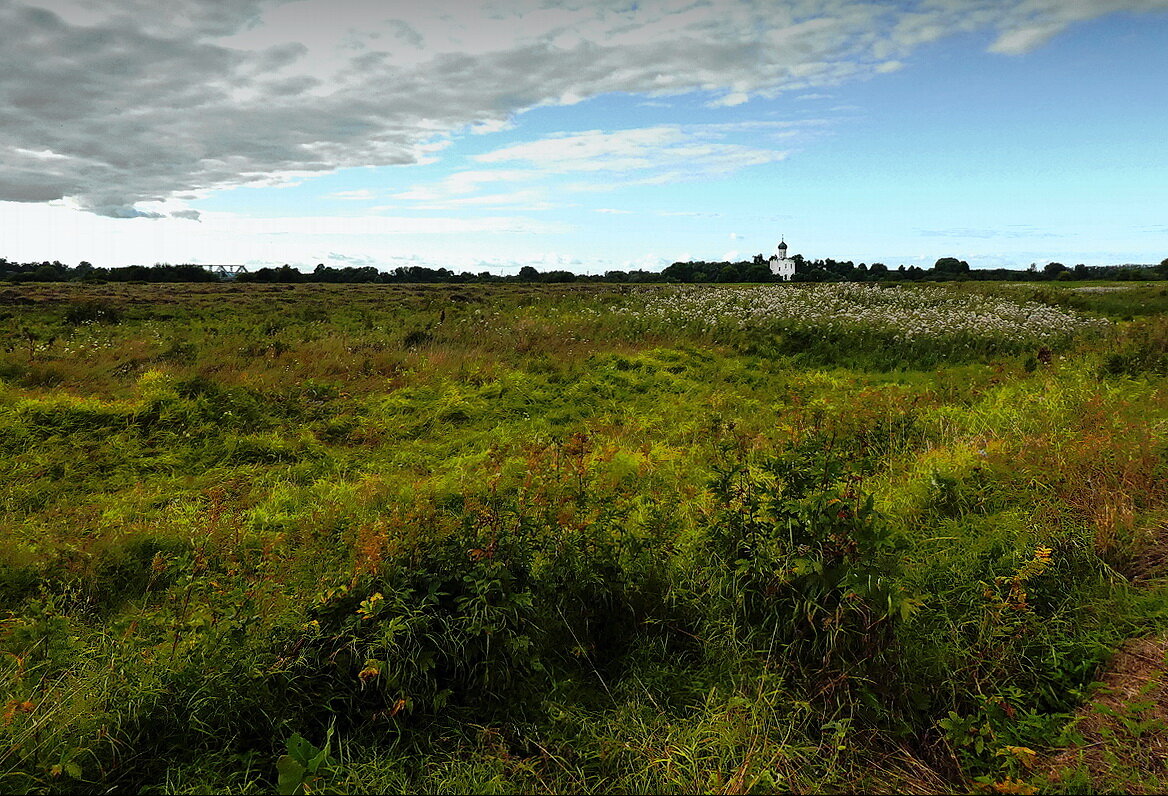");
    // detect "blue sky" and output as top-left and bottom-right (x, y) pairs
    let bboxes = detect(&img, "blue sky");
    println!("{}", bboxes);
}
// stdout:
(1, 0), (1166, 273)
